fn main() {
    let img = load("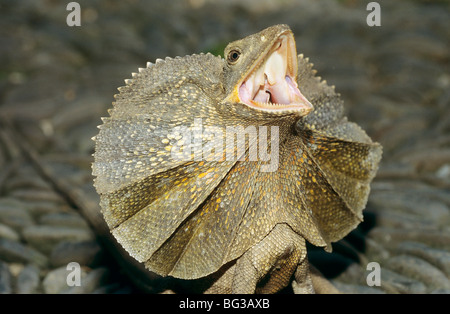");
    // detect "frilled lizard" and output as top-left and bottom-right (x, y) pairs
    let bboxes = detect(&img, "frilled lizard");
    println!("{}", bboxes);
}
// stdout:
(92, 24), (382, 293)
